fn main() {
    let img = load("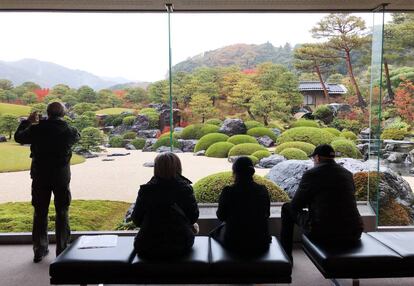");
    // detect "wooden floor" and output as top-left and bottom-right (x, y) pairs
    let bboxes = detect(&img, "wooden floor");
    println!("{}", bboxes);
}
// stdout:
(0, 244), (413, 286)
